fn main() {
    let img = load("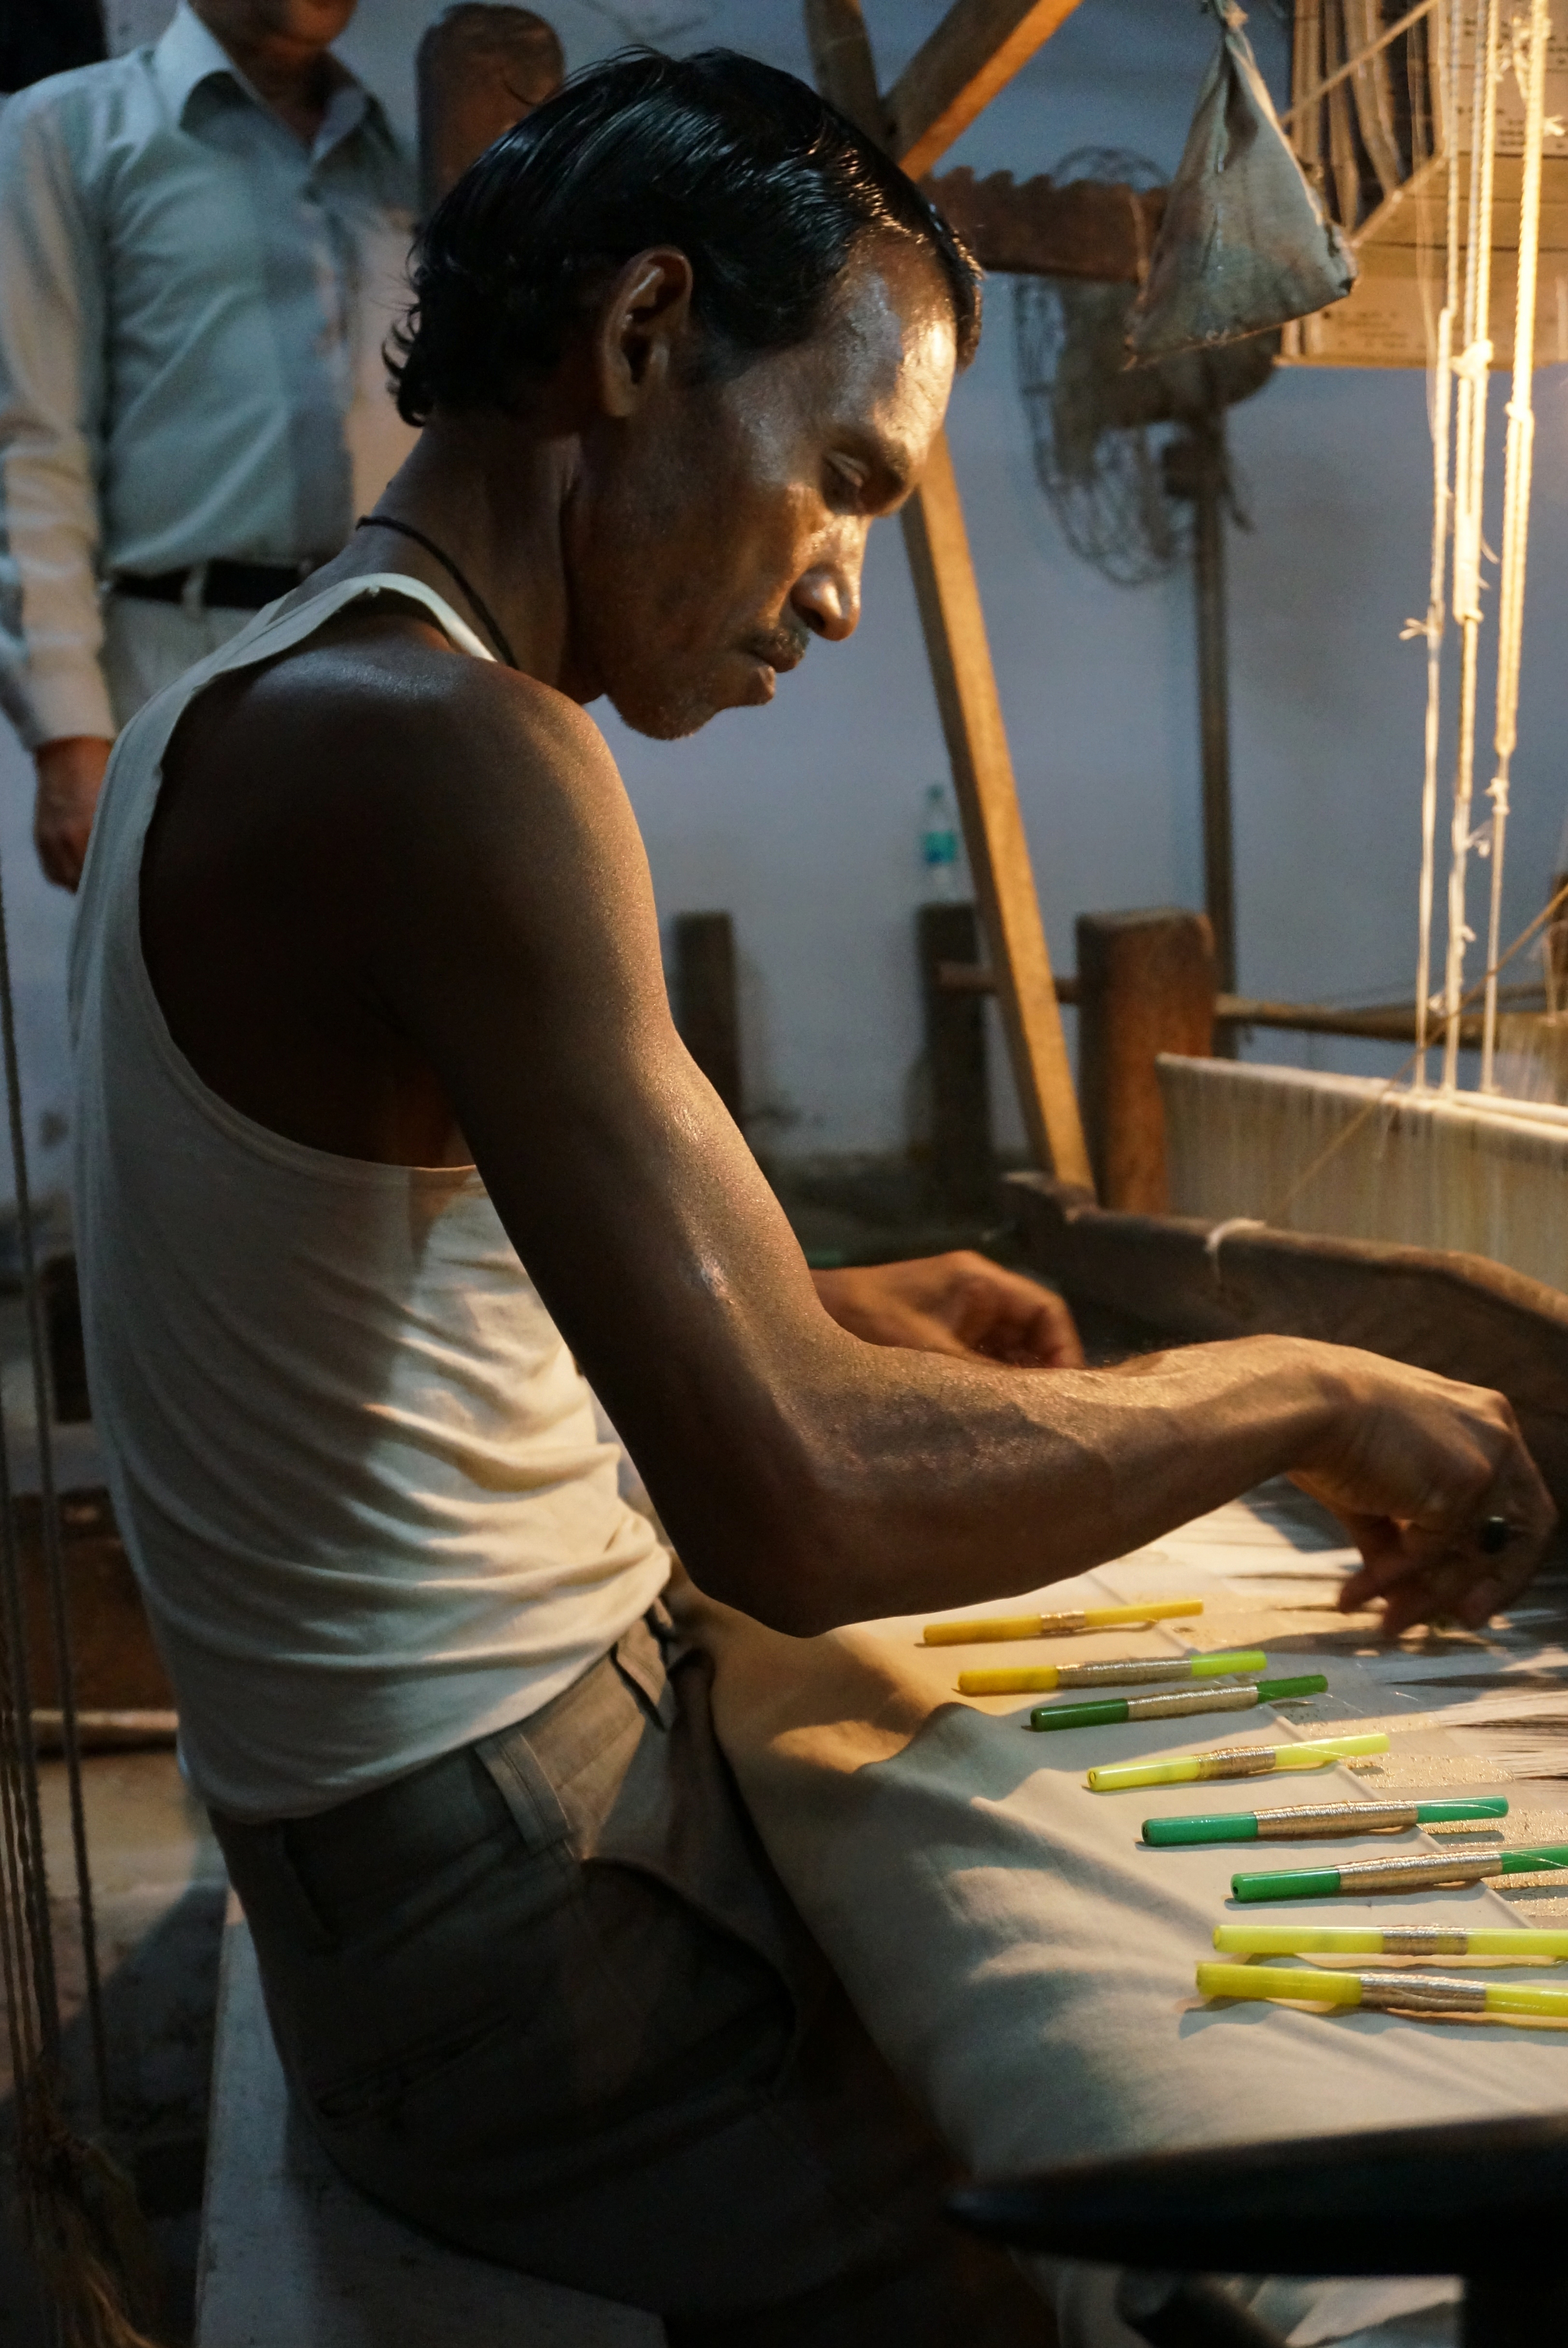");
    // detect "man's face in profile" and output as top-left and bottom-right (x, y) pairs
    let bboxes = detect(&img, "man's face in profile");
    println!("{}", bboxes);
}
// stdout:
(568, 237), (959, 743)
